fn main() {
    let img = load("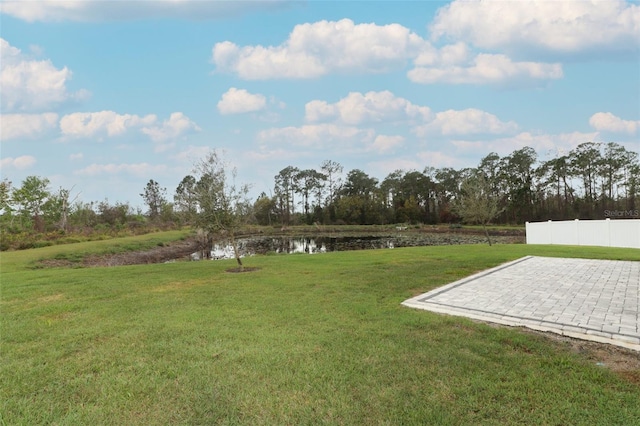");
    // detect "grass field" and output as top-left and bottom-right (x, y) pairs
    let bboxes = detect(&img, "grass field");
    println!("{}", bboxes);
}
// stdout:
(2, 235), (639, 425)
